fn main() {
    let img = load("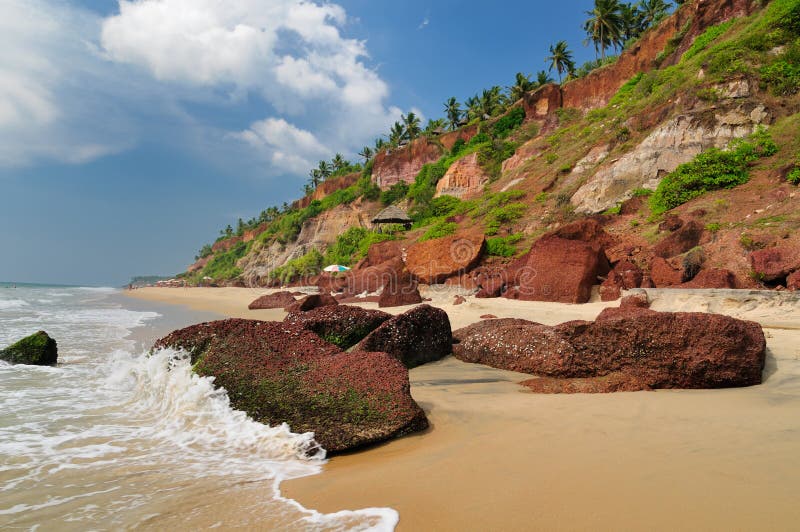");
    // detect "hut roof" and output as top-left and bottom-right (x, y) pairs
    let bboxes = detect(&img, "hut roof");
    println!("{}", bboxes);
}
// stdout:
(372, 205), (412, 224)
